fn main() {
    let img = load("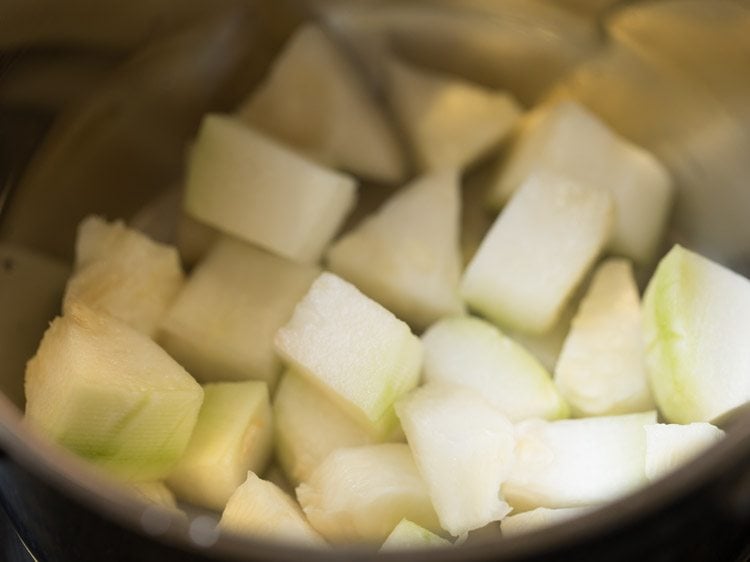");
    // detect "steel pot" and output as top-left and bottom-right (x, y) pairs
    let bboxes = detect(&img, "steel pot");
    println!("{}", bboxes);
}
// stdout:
(1, 1), (749, 560)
